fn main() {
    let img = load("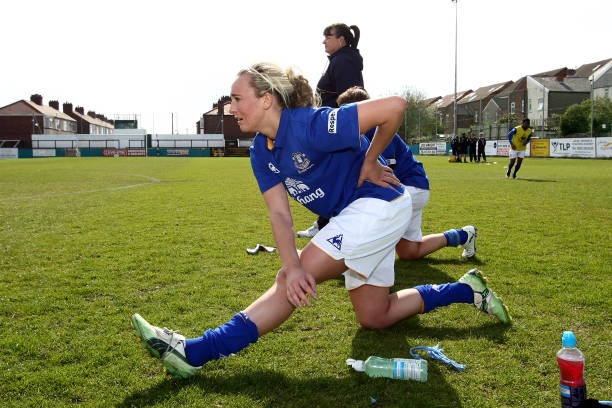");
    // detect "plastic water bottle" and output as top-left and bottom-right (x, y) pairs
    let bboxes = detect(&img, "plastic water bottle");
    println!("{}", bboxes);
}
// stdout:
(346, 356), (427, 382)
(557, 331), (586, 407)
